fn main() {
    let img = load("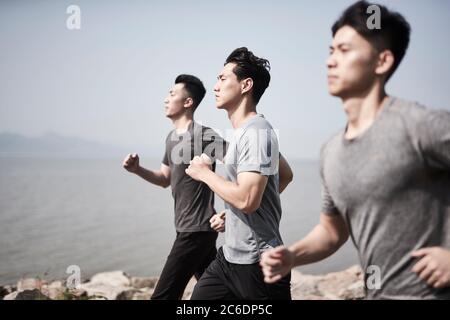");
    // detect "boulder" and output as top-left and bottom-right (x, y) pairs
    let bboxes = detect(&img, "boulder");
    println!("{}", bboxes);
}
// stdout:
(89, 271), (131, 287)
(130, 277), (158, 289)
(5, 289), (50, 300)
(291, 265), (365, 300)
